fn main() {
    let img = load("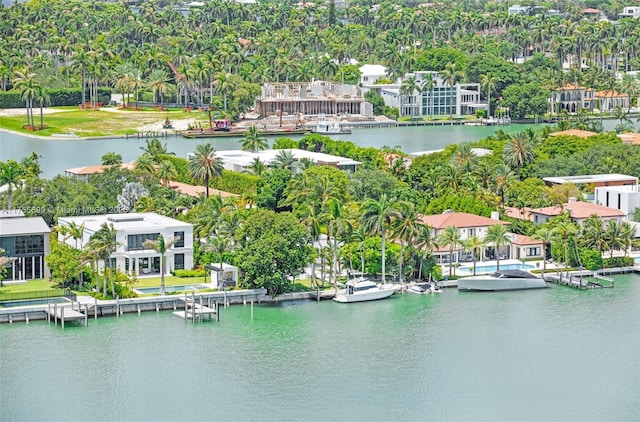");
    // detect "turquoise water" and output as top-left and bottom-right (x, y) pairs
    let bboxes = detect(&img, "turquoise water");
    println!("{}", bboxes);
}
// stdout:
(0, 297), (69, 308)
(1, 273), (638, 421)
(134, 284), (209, 294)
(457, 263), (535, 274)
